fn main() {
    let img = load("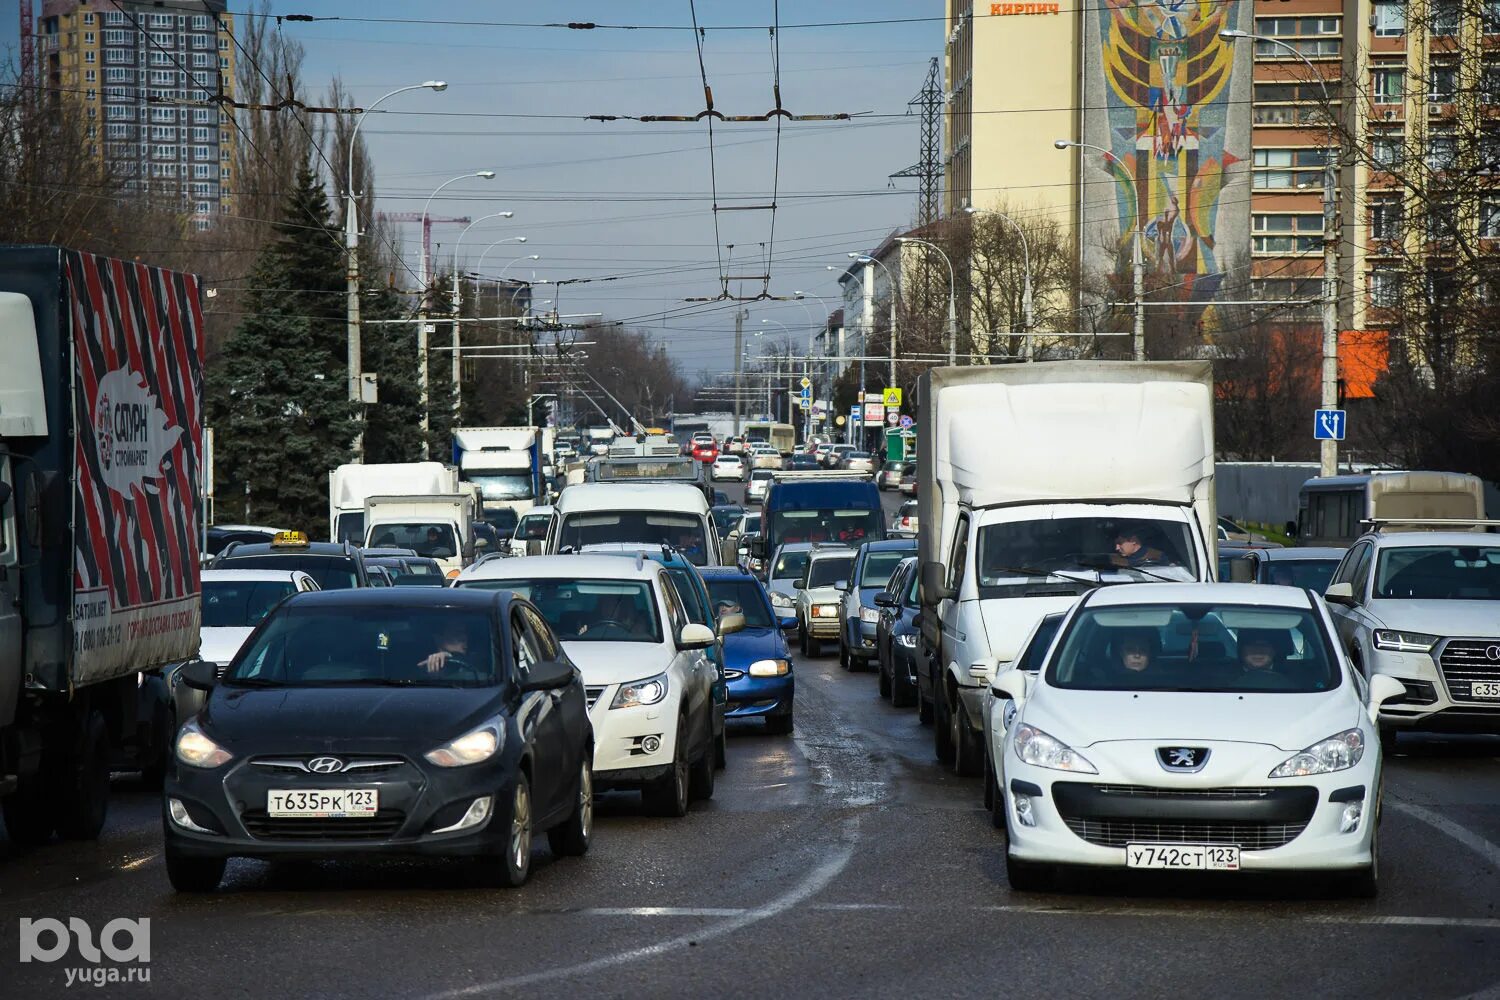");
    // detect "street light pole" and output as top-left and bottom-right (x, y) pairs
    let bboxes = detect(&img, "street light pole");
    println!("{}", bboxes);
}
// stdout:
(964, 205), (1034, 360)
(1054, 138), (1144, 362)
(793, 291), (830, 443)
(1222, 28), (1339, 476)
(762, 319), (796, 426)
(851, 252), (900, 385)
(450, 211), (515, 418)
(345, 80), (446, 461)
(894, 237), (957, 365)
